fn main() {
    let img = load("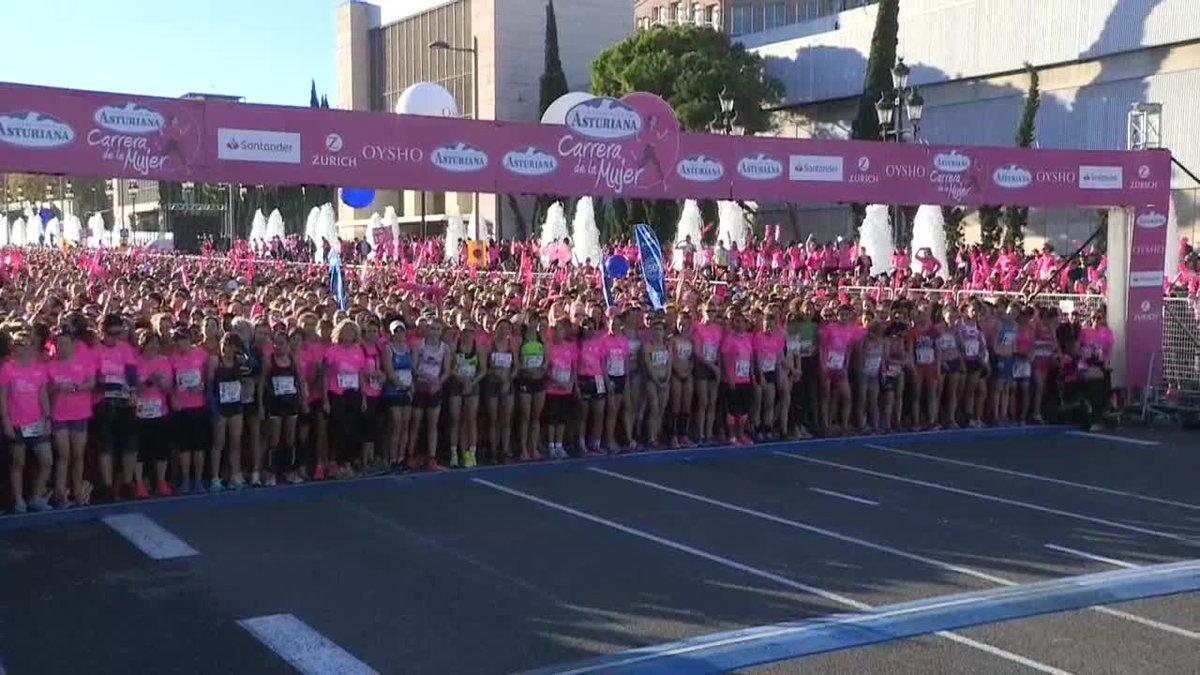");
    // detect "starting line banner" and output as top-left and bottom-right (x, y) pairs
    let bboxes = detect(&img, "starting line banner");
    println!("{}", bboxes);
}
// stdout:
(0, 81), (1171, 387)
